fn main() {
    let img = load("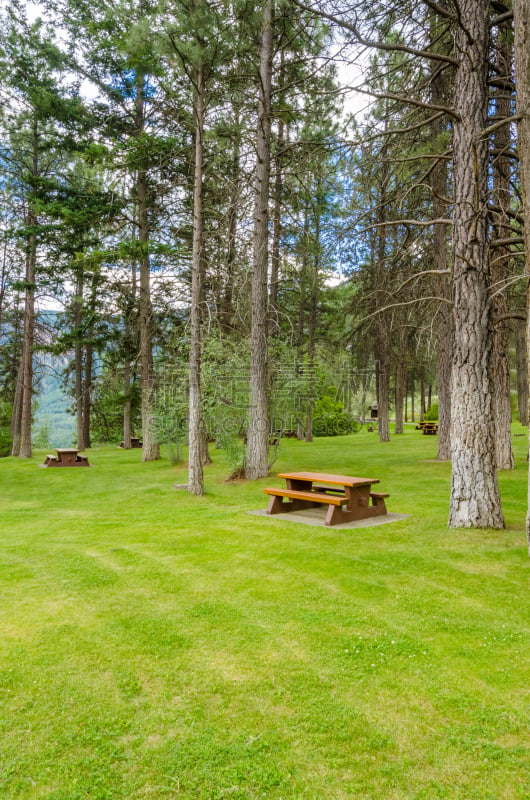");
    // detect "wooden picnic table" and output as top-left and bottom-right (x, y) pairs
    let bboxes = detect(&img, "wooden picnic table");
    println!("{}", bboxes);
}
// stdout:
(421, 423), (438, 435)
(119, 437), (143, 448)
(42, 448), (91, 467)
(264, 471), (389, 526)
